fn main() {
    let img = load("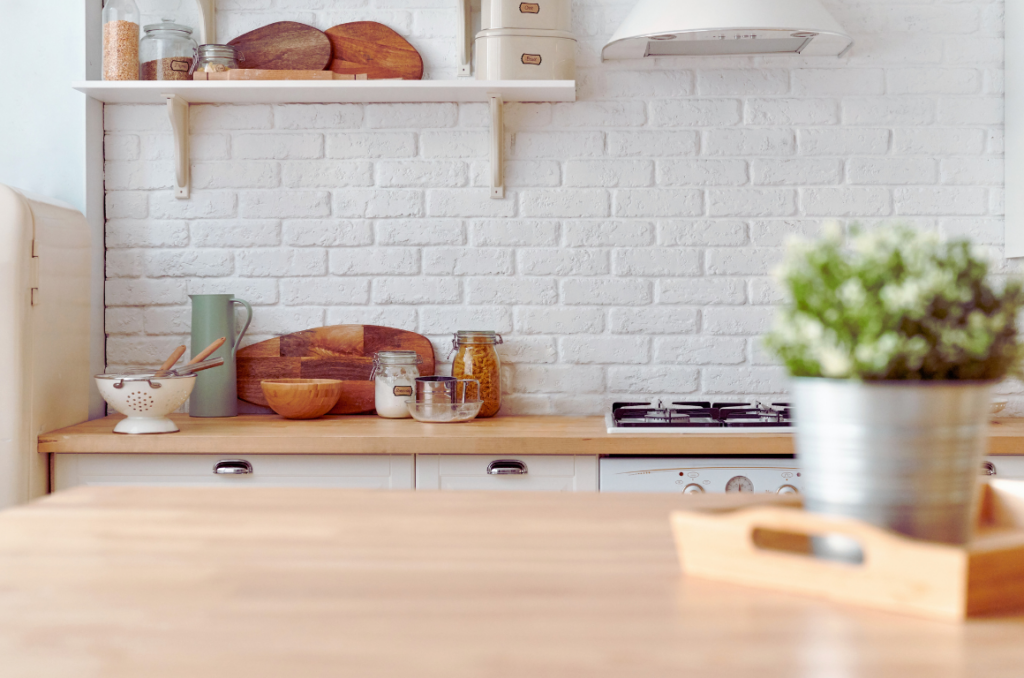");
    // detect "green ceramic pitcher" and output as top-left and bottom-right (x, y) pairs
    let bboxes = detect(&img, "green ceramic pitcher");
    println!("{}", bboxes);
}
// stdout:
(189, 294), (253, 417)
